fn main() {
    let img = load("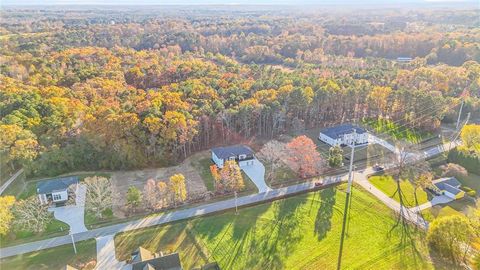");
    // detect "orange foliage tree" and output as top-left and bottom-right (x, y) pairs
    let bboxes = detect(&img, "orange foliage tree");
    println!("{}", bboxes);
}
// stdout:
(286, 135), (323, 178)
